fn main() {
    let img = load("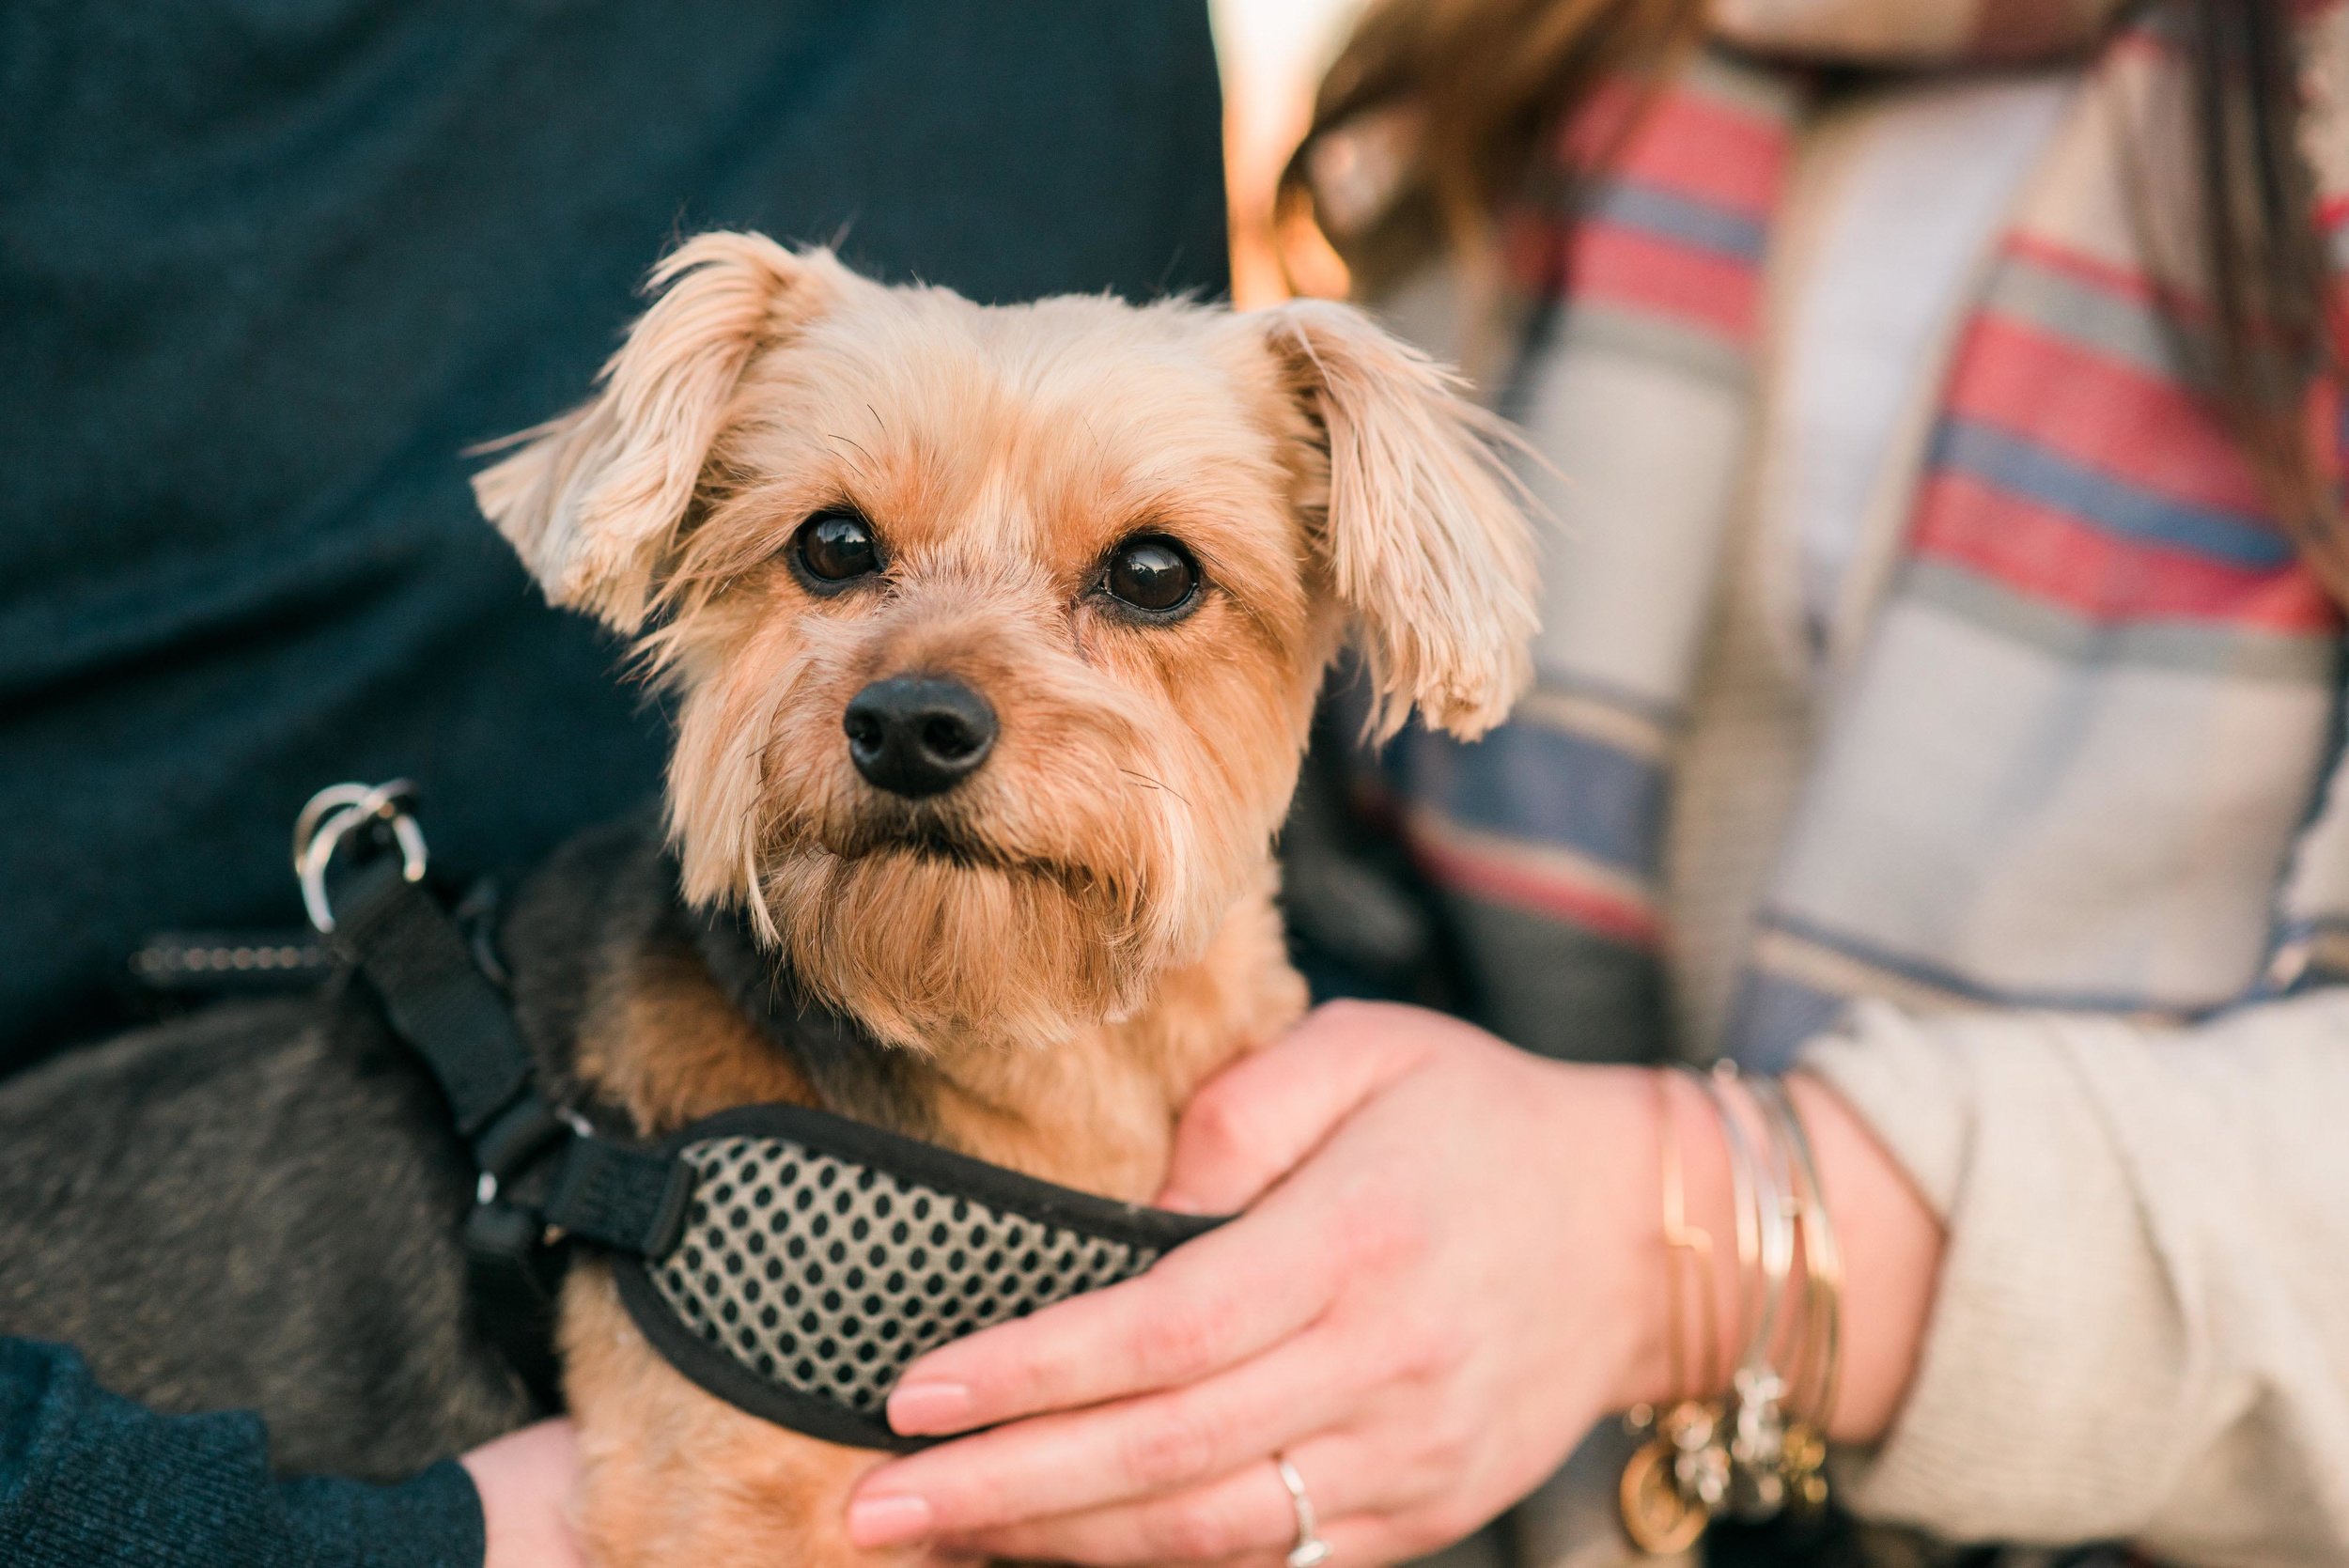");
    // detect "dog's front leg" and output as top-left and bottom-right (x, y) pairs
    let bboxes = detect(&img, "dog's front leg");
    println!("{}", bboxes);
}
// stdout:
(559, 1262), (922, 1568)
